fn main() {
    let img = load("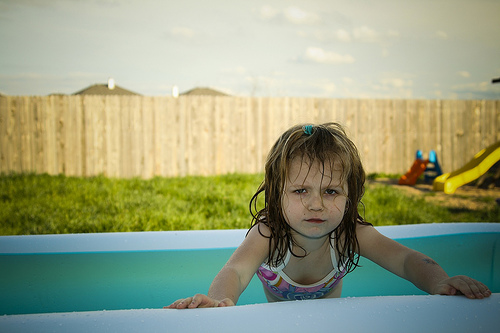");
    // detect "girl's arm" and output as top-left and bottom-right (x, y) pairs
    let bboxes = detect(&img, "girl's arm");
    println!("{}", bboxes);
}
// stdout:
(355, 224), (491, 299)
(166, 224), (270, 309)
